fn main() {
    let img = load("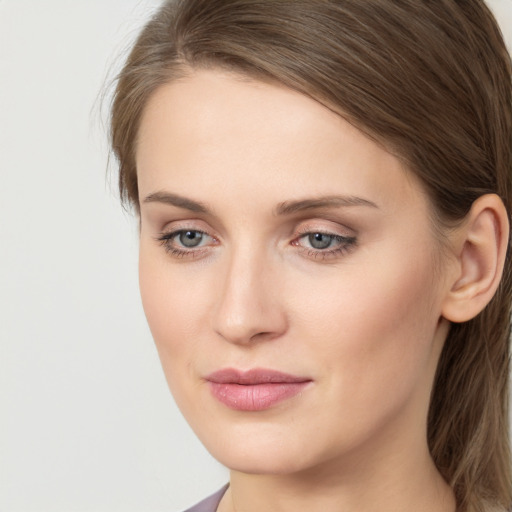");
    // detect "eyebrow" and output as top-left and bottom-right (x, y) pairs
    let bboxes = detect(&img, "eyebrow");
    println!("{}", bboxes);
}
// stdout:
(275, 195), (378, 215)
(142, 191), (378, 215)
(143, 191), (209, 213)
